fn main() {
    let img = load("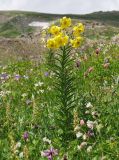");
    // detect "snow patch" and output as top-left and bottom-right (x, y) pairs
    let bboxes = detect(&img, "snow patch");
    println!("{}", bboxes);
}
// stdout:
(29, 21), (49, 28)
